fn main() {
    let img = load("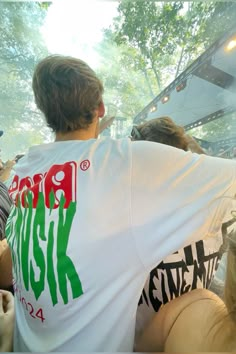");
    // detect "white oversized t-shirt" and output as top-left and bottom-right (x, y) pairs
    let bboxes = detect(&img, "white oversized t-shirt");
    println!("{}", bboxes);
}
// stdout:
(6, 137), (236, 352)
